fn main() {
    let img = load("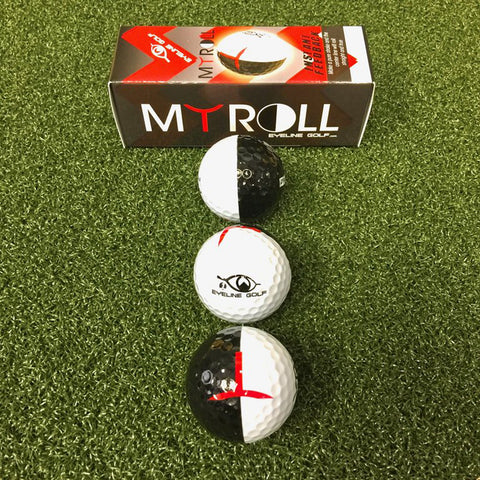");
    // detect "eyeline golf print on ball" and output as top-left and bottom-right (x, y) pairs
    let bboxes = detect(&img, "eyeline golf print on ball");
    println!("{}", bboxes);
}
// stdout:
(198, 135), (285, 222)
(194, 225), (291, 323)
(186, 326), (297, 443)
